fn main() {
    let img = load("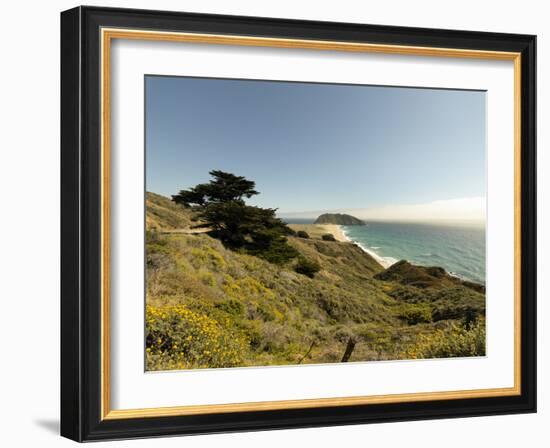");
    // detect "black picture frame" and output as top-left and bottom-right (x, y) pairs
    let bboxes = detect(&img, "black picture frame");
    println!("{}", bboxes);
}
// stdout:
(61, 5), (536, 442)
